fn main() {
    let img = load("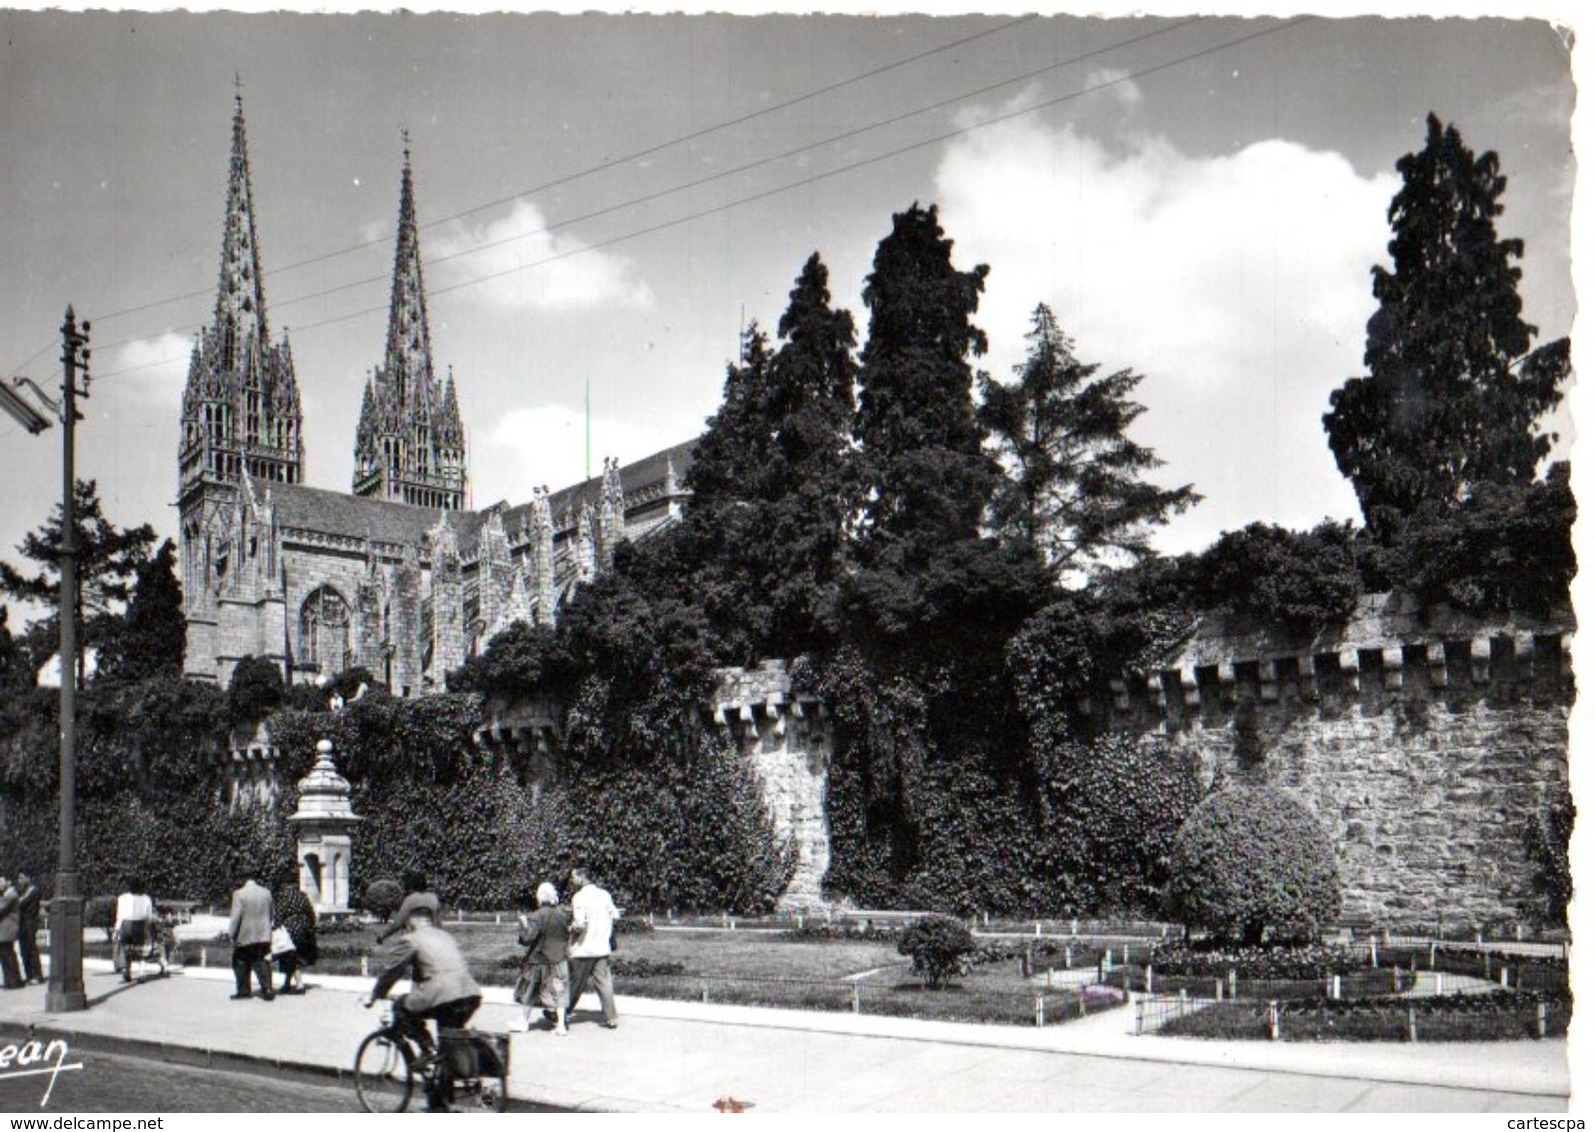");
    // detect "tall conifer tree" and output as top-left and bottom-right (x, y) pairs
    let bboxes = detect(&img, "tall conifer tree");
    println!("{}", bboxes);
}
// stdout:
(979, 304), (1199, 582)
(760, 253), (858, 656)
(98, 539), (186, 682)
(853, 203), (996, 562)
(1323, 113), (1570, 540)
